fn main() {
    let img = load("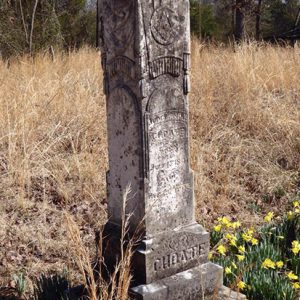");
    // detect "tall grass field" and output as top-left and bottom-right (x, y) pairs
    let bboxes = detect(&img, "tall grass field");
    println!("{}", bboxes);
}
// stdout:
(0, 41), (300, 298)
